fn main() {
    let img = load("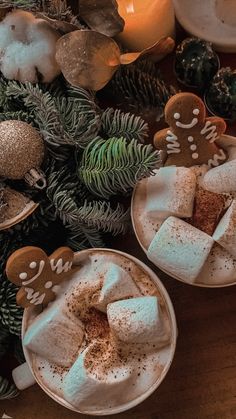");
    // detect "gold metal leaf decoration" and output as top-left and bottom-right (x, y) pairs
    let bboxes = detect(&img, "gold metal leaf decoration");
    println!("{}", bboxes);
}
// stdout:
(56, 30), (121, 91)
(120, 37), (175, 65)
(79, 0), (125, 37)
